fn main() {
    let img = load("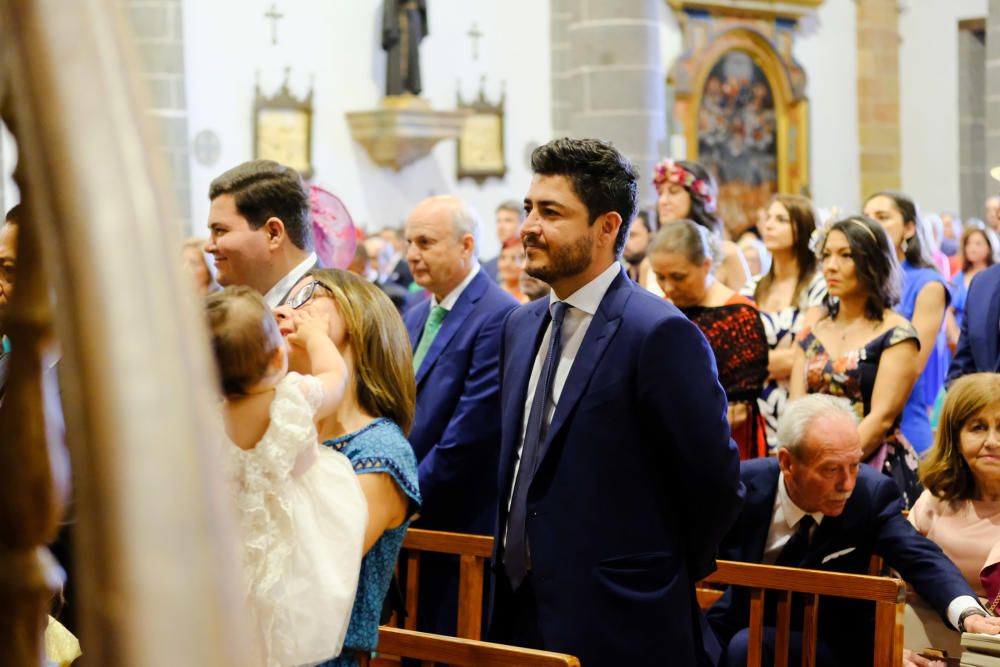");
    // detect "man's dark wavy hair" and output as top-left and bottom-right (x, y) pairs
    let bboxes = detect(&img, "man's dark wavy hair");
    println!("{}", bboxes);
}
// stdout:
(530, 138), (638, 257)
